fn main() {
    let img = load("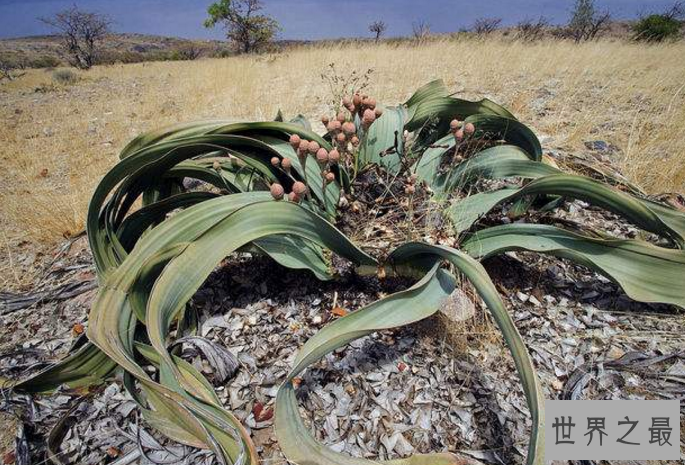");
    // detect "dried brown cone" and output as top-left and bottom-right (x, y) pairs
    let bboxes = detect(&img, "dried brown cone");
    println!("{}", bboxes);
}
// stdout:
(342, 97), (351, 107)
(450, 119), (461, 131)
(321, 115), (330, 125)
(454, 129), (464, 141)
(351, 136), (360, 146)
(270, 183), (285, 200)
(342, 121), (356, 135)
(374, 107), (383, 118)
(292, 181), (308, 196)
(325, 172), (336, 183)
(336, 112), (346, 123)
(289, 134), (301, 149)
(281, 158), (293, 171)
(288, 191), (300, 203)
(327, 120), (342, 132)
(464, 122), (476, 135)
(308, 141), (320, 154)
(328, 149), (340, 163)
(405, 185), (416, 195)
(298, 140), (310, 154)
(336, 132), (347, 143)
(362, 108), (376, 127)
(270, 157), (280, 167)
(316, 147), (329, 164)
(352, 93), (362, 106)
